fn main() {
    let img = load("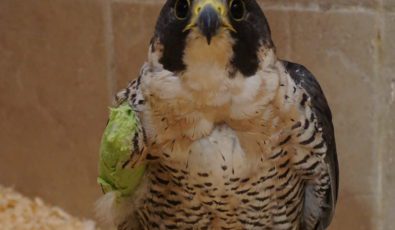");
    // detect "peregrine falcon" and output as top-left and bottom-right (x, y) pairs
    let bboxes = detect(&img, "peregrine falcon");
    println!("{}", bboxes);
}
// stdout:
(97, 0), (339, 229)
